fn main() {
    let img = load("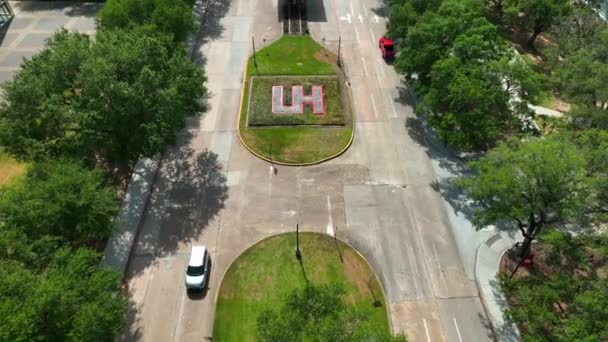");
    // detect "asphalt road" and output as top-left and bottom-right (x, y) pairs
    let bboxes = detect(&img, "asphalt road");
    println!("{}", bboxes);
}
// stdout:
(121, 0), (495, 341)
